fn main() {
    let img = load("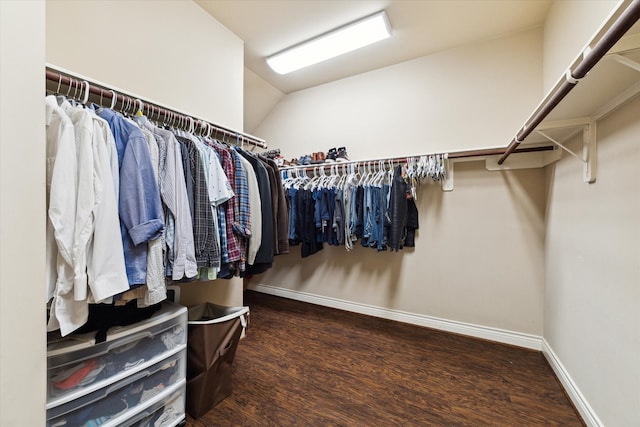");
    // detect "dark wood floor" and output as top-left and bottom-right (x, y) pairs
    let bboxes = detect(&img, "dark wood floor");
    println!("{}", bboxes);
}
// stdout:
(186, 291), (584, 427)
